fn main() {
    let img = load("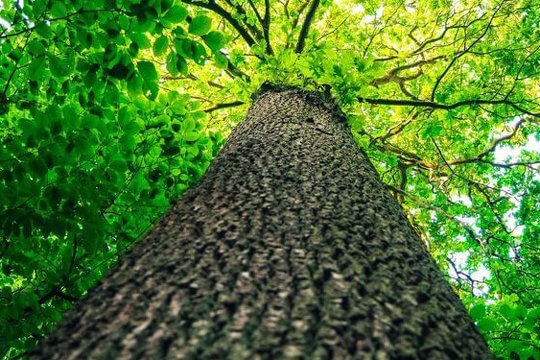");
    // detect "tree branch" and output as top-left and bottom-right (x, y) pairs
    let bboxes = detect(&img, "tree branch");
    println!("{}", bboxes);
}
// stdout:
(263, 0), (274, 55)
(430, 1), (504, 100)
(39, 287), (79, 305)
(220, 50), (251, 81)
(370, 55), (447, 88)
(244, 0), (273, 55)
(204, 100), (245, 112)
(431, 137), (516, 197)
(181, 0), (257, 48)
(450, 119), (525, 165)
(247, 0), (264, 25)
(294, 0), (320, 53)
(222, 0), (264, 41)
(357, 97), (540, 118)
